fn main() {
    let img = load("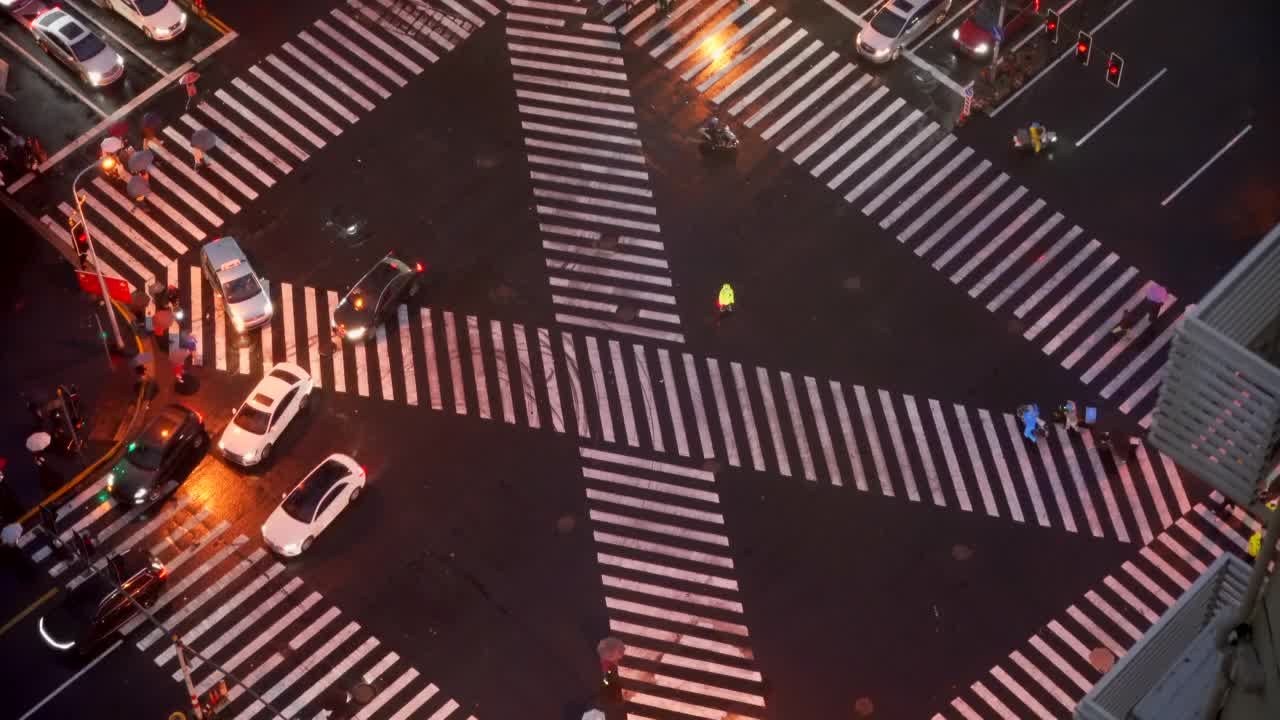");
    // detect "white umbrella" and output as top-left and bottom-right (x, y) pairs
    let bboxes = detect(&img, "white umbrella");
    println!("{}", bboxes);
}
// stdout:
(1, 522), (21, 547)
(581, 711), (605, 720)
(26, 432), (51, 453)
